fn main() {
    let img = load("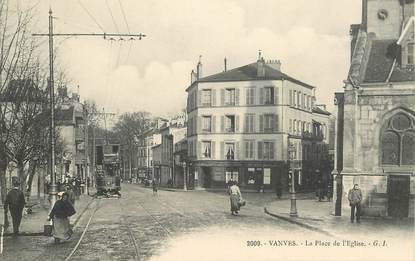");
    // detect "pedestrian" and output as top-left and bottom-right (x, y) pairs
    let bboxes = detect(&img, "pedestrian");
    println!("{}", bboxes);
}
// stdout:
(228, 181), (242, 216)
(348, 184), (363, 223)
(65, 184), (76, 207)
(152, 179), (158, 196)
(4, 178), (26, 235)
(48, 192), (76, 243)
